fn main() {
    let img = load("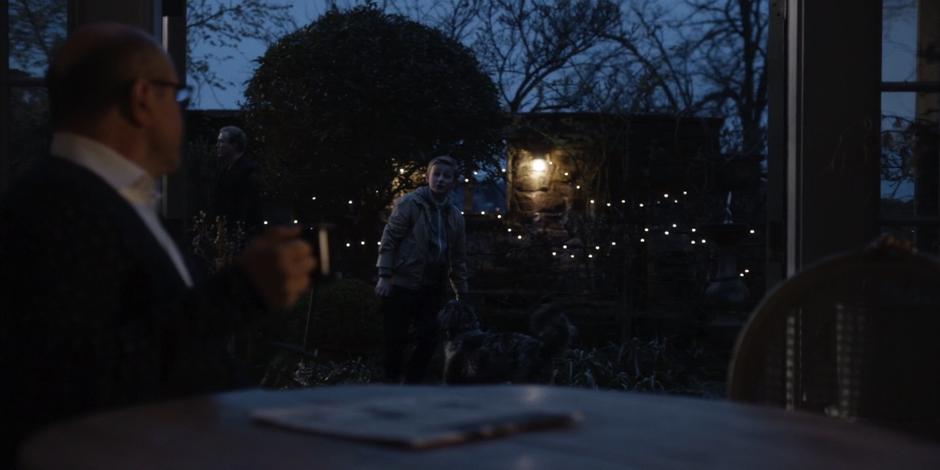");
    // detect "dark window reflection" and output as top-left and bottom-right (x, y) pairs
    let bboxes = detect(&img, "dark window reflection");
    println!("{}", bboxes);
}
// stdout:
(880, 91), (940, 253)
(9, 86), (50, 180)
(8, 0), (67, 78)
